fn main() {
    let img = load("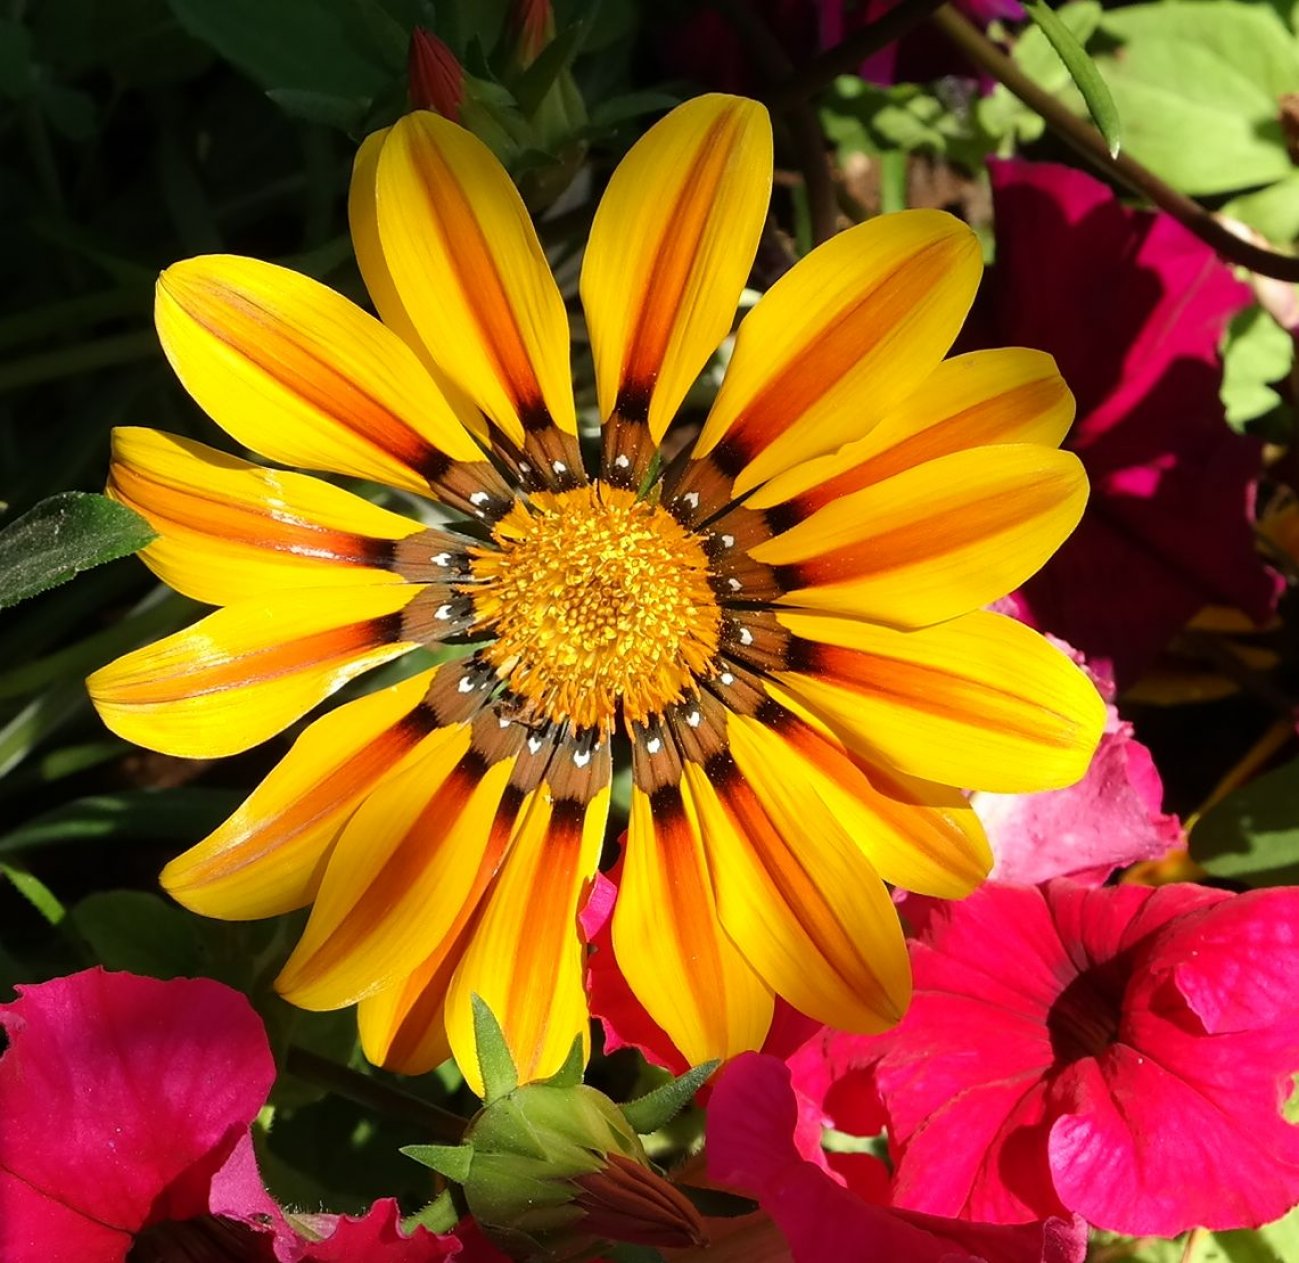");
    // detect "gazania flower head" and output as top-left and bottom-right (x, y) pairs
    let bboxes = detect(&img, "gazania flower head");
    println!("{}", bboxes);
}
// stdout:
(863, 880), (1299, 1235)
(87, 94), (1104, 1089)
